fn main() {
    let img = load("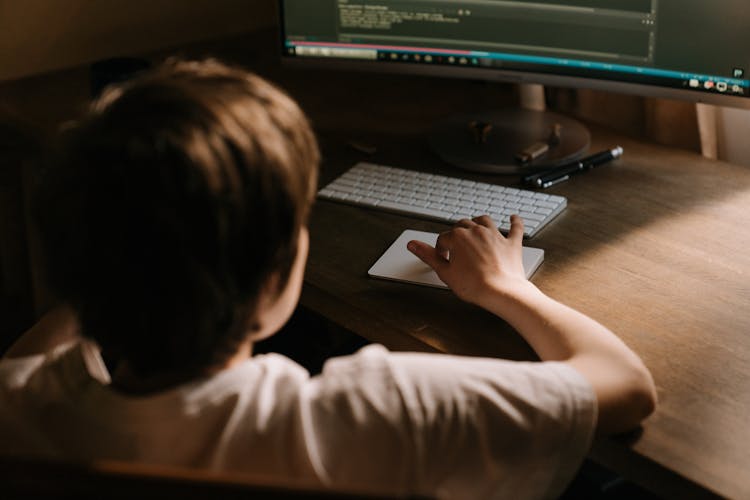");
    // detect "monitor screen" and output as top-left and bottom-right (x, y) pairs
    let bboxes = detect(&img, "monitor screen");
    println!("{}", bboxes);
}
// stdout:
(280, 0), (750, 109)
